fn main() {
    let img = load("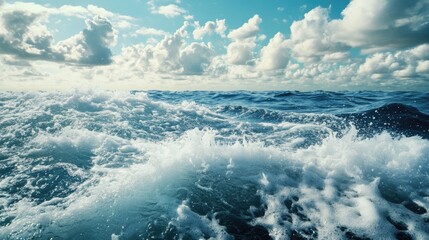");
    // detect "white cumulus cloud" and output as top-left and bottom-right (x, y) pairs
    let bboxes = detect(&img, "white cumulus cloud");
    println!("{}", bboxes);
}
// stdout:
(288, 7), (349, 63)
(118, 22), (214, 75)
(0, 2), (131, 65)
(226, 15), (262, 65)
(358, 44), (429, 80)
(180, 42), (214, 75)
(258, 32), (289, 71)
(55, 16), (117, 65)
(286, 0), (429, 63)
(228, 14), (262, 41)
(0, 9), (59, 60)
(227, 40), (256, 65)
(330, 0), (429, 52)
(193, 19), (227, 40)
